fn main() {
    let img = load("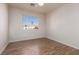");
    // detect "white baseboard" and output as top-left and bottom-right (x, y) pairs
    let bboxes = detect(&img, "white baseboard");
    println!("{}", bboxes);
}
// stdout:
(9, 37), (45, 43)
(0, 43), (8, 54)
(47, 37), (79, 50)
